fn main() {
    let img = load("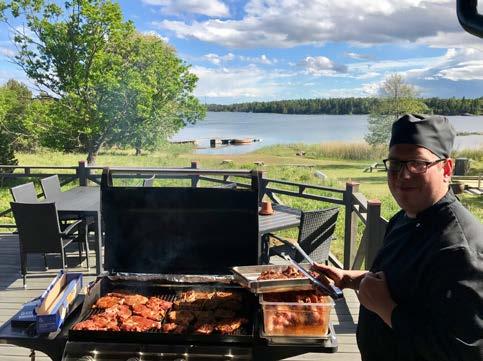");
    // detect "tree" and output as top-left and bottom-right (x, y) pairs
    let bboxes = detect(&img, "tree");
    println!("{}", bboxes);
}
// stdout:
(365, 74), (429, 146)
(104, 33), (205, 155)
(0, 83), (19, 169)
(1, 0), (205, 164)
